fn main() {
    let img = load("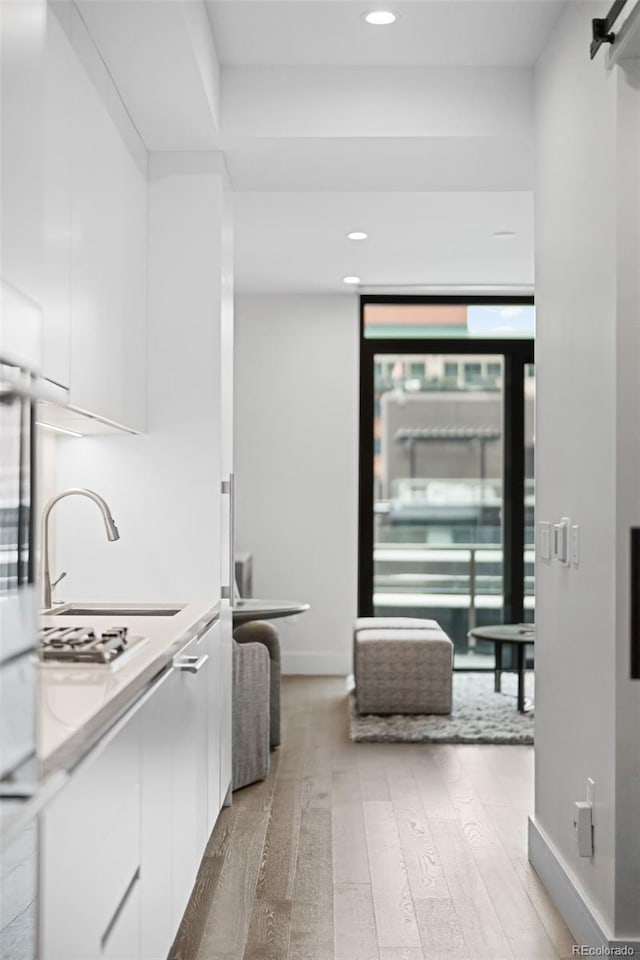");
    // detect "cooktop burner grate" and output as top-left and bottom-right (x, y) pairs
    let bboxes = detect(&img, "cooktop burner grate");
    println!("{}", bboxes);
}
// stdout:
(39, 625), (146, 665)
